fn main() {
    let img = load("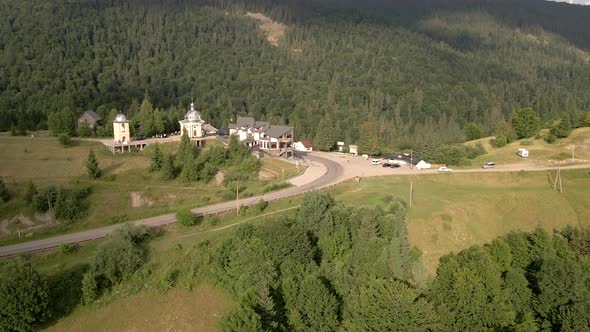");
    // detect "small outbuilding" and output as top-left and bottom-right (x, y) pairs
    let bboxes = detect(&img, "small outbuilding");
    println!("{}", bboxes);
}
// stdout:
(349, 145), (358, 156)
(517, 148), (529, 158)
(294, 139), (313, 152)
(416, 160), (432, 169)
(78, 110), (102, 129)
